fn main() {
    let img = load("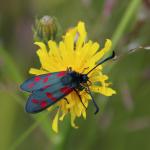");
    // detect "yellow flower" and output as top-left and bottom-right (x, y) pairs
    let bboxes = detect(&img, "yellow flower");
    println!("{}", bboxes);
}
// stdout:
(29, 21), (116, 133)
